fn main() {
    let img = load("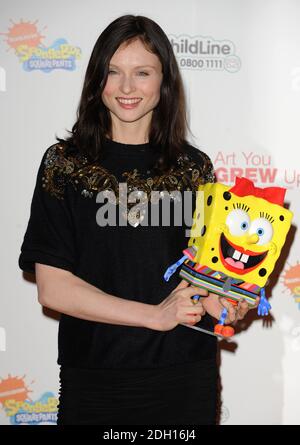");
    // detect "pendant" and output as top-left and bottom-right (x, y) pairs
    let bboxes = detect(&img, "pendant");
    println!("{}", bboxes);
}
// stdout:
(121, 207), (146, 227)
